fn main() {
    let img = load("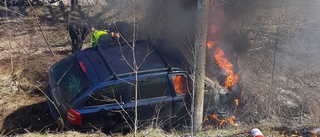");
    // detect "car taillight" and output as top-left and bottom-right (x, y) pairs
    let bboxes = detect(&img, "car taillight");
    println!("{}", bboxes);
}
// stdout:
(79, 62), (86, 73)
(67, 108), (82, 126)
(173, 75), (188, 94)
